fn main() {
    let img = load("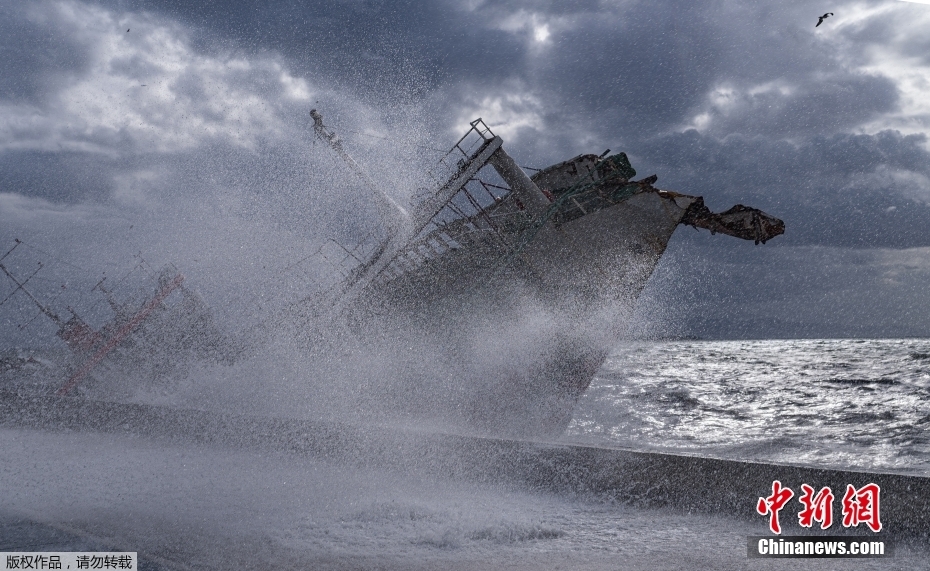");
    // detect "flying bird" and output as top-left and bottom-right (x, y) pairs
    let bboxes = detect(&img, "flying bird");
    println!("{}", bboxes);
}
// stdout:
(815, 13), (833, 27)
(126, 28), (130, 32)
